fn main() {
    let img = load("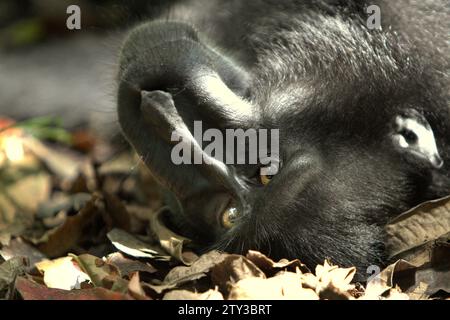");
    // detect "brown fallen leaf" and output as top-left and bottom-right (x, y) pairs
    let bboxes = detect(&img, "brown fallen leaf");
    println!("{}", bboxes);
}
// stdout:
(0, 234), (10, 246)
(22, 137), (89, 181)
(105, 252), (157, 278)
(246, 250), (310, 276)
(121, 205), (155, 234)
(135, 160), (165, 211)
(71, 130), (97, 154)
(70, 254), (128, 293)
(397, 261), (450, 298)
(107, 228), (169, 261)
(37, 195), (101, 257)
(314, 260), (356, 300)
(164, 287), (224, 300)
(0, 172), (51, 240)
(362, 259), (450, 300)
(65, 173), (91, 194)
(144, 251), (229, 296)
(103, 193), (131, 232)
(0, 238), (47, 267)
(98, 176), (123, 195)
(128, 272), (151, 300)
(41, 210), (67, 229)
(363, 260), (415, 299)
(97, 152), (136, 176)
(164, 250), (229, 286)
(228, 271), (319, 300)
(142, 281), (178, 296)
(389, 232), (450, 269)
(364, 265), (398, 299)
(35, 257), (90, 290)
(406, 282), (429, 300)
(2, 172), (51, 214)
(385, 195), (450, 259)
(0, 256), (29, 299)
(383, 288), (410, 300)
(16, 277), (133, 300)
(37, 192), (91, 220)
(369, 237), (450, 300)
(149, 208), (195, 265)
(384, 196), (450, 298)
(126, 205), (155, 221)
(211, 255), (266, 294)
